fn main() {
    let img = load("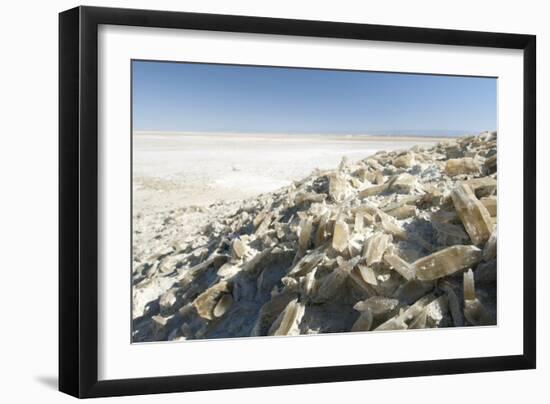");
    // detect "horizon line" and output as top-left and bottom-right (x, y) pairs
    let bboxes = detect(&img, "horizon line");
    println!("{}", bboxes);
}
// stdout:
(132, 129), (493, 138)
